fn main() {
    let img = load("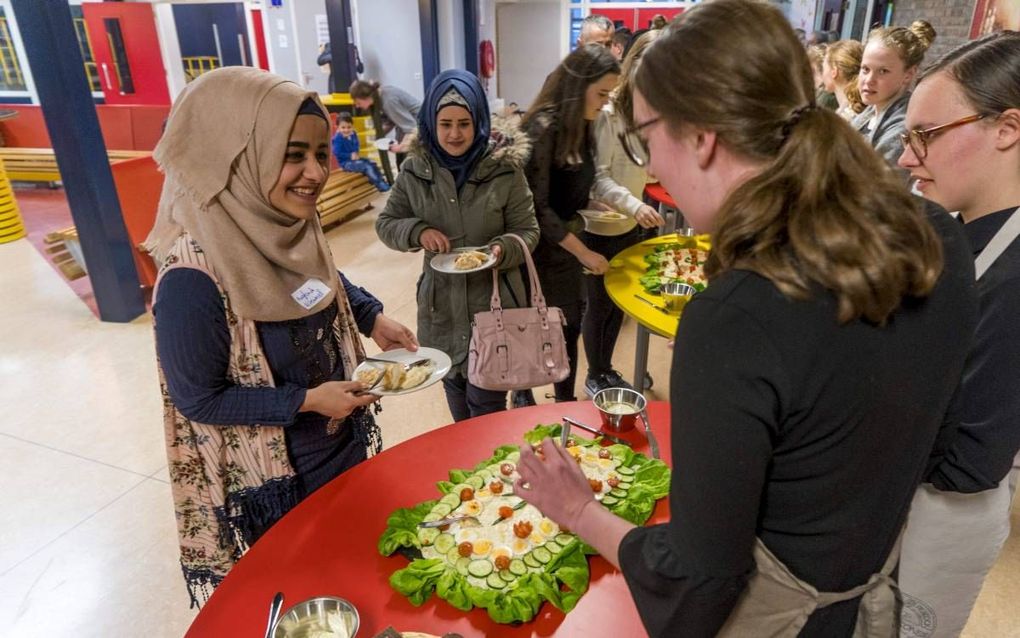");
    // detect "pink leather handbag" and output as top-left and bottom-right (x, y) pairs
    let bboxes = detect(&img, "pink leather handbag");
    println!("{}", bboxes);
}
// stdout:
(468, 234), (570, 392)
